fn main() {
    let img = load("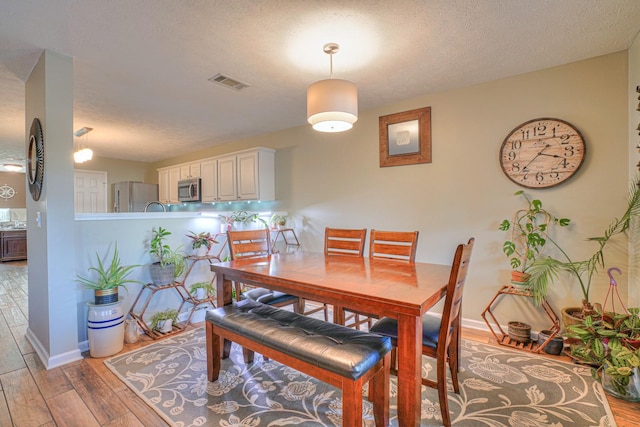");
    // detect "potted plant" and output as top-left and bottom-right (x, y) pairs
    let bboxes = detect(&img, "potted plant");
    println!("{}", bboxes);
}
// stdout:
(186, 231), (218, 256)
(148, 227), (186, 286)
(189, 281), (216, 300)
(566, 307), (640, 401)
(149, 309), (180, 333)
(229, 211), (268, 230)
(524, 178), (640, 319)
(76, 243), (141, 305)
(270, 213), (288, 230)
(499, 190), (570, 285)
